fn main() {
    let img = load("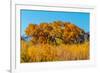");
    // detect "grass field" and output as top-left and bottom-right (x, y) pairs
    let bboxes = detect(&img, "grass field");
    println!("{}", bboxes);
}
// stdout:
(21, 40), (89, 63)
